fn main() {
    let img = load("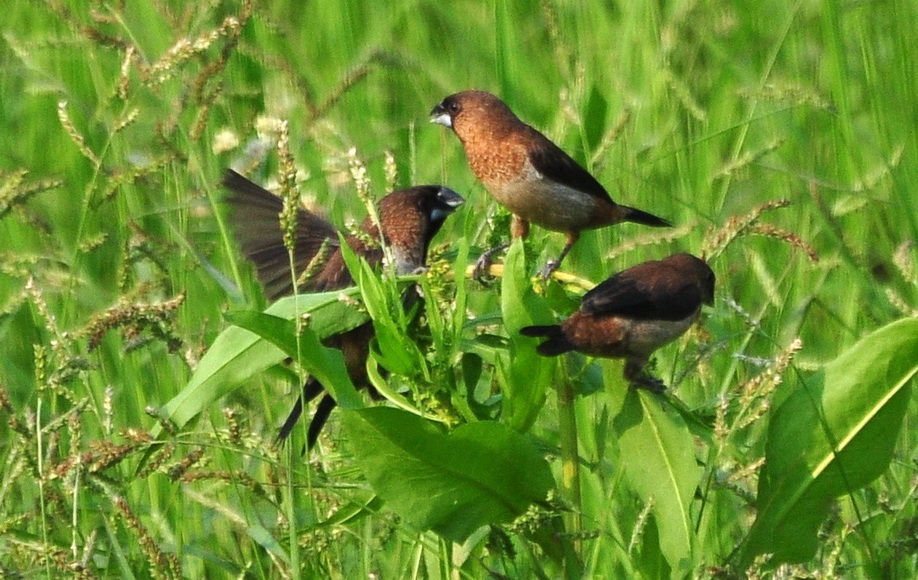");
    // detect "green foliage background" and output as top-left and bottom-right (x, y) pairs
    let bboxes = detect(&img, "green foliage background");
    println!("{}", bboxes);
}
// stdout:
(1, 0), (917, 577)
